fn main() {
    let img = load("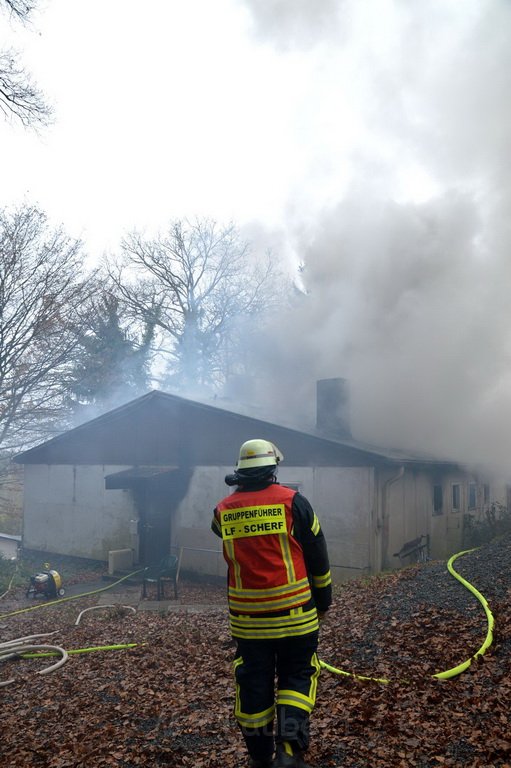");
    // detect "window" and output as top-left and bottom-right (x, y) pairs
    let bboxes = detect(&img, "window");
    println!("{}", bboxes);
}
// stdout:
(433, 485), (443, 514)
(452, 484), (461, 511)
(468, 483), (477, 509)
